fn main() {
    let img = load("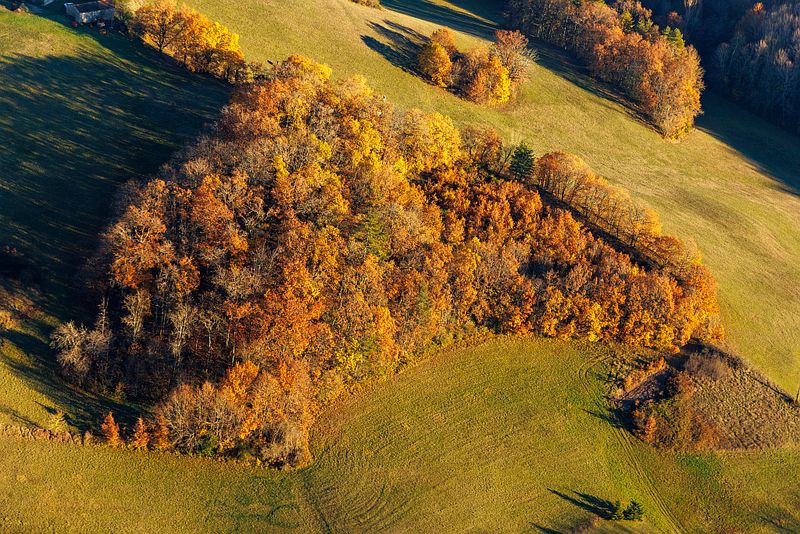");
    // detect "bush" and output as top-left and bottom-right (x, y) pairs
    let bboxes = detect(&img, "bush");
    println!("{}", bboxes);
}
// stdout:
(685, 351), (730, 380)
(623, 500), (645, 520)
(609, 500), (625, 520)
